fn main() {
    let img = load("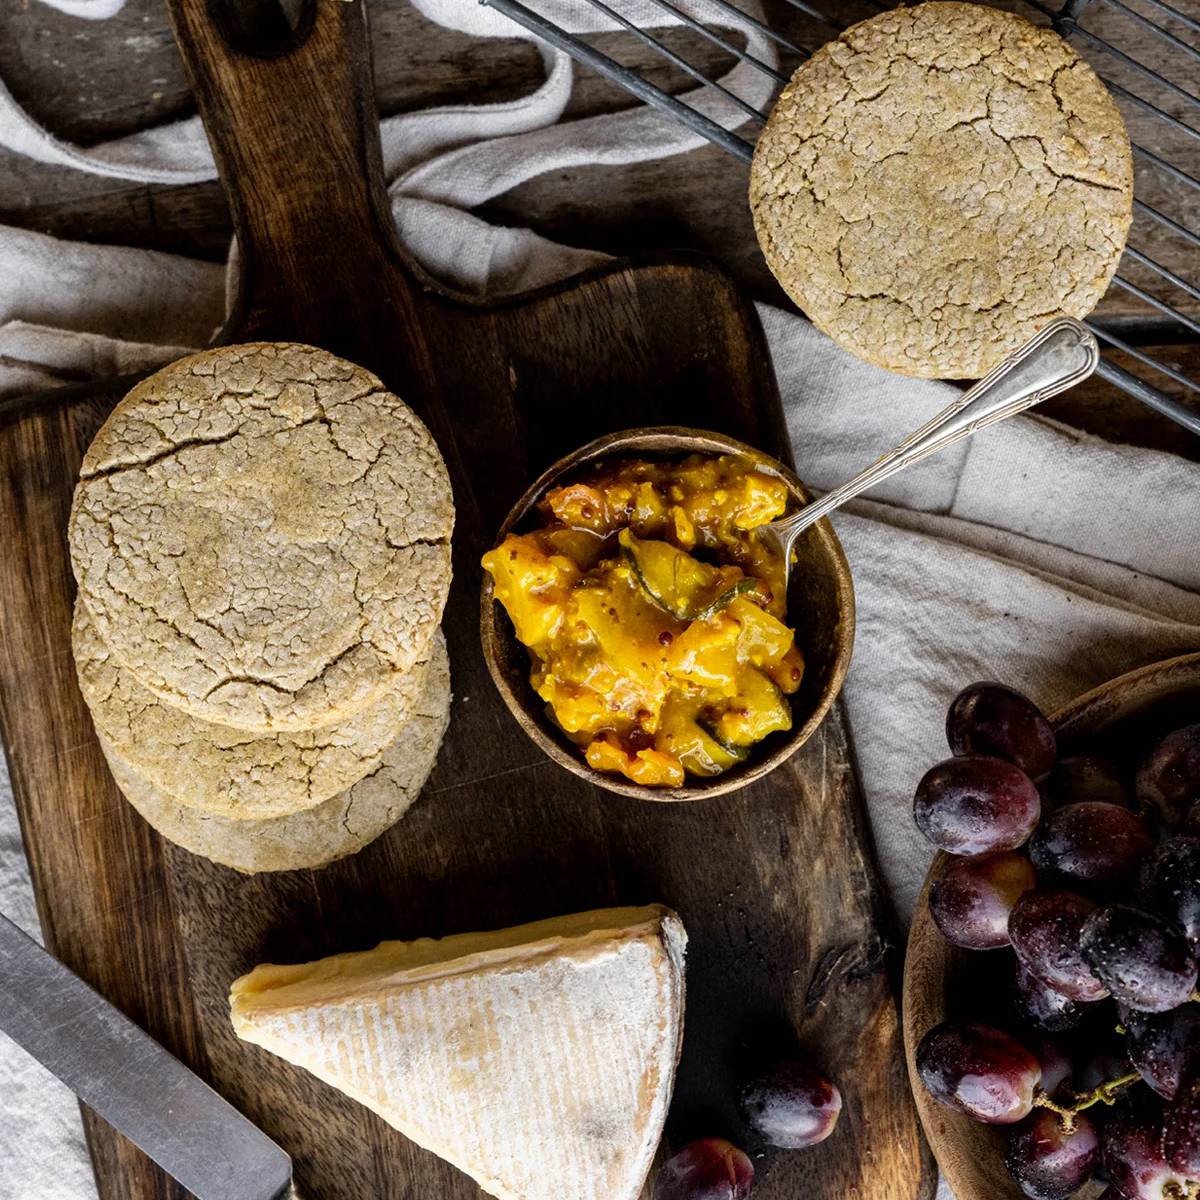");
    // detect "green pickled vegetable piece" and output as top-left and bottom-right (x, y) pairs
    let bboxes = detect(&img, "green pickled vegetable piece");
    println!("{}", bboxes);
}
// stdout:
(619, 530), (764, 622)
(697, 717), (753, 763)
(693, 578), (766, 622)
